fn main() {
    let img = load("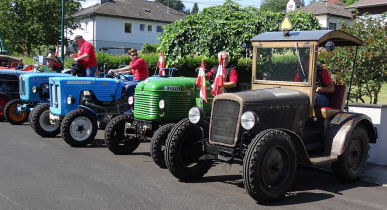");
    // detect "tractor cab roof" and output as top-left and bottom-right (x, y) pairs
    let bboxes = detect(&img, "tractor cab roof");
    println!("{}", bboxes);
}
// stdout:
(251, 30), (363, 47)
